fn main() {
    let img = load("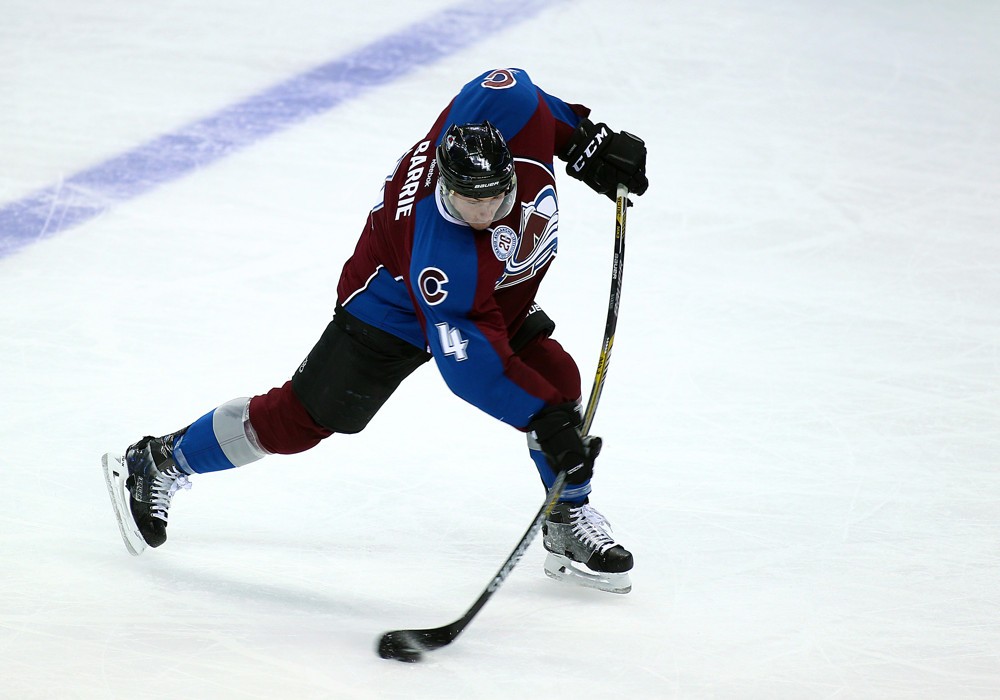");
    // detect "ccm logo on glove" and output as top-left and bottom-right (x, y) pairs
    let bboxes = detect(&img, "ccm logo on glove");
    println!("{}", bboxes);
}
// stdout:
(569, 123), (611, 175)
(560, 118), (648, 201)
